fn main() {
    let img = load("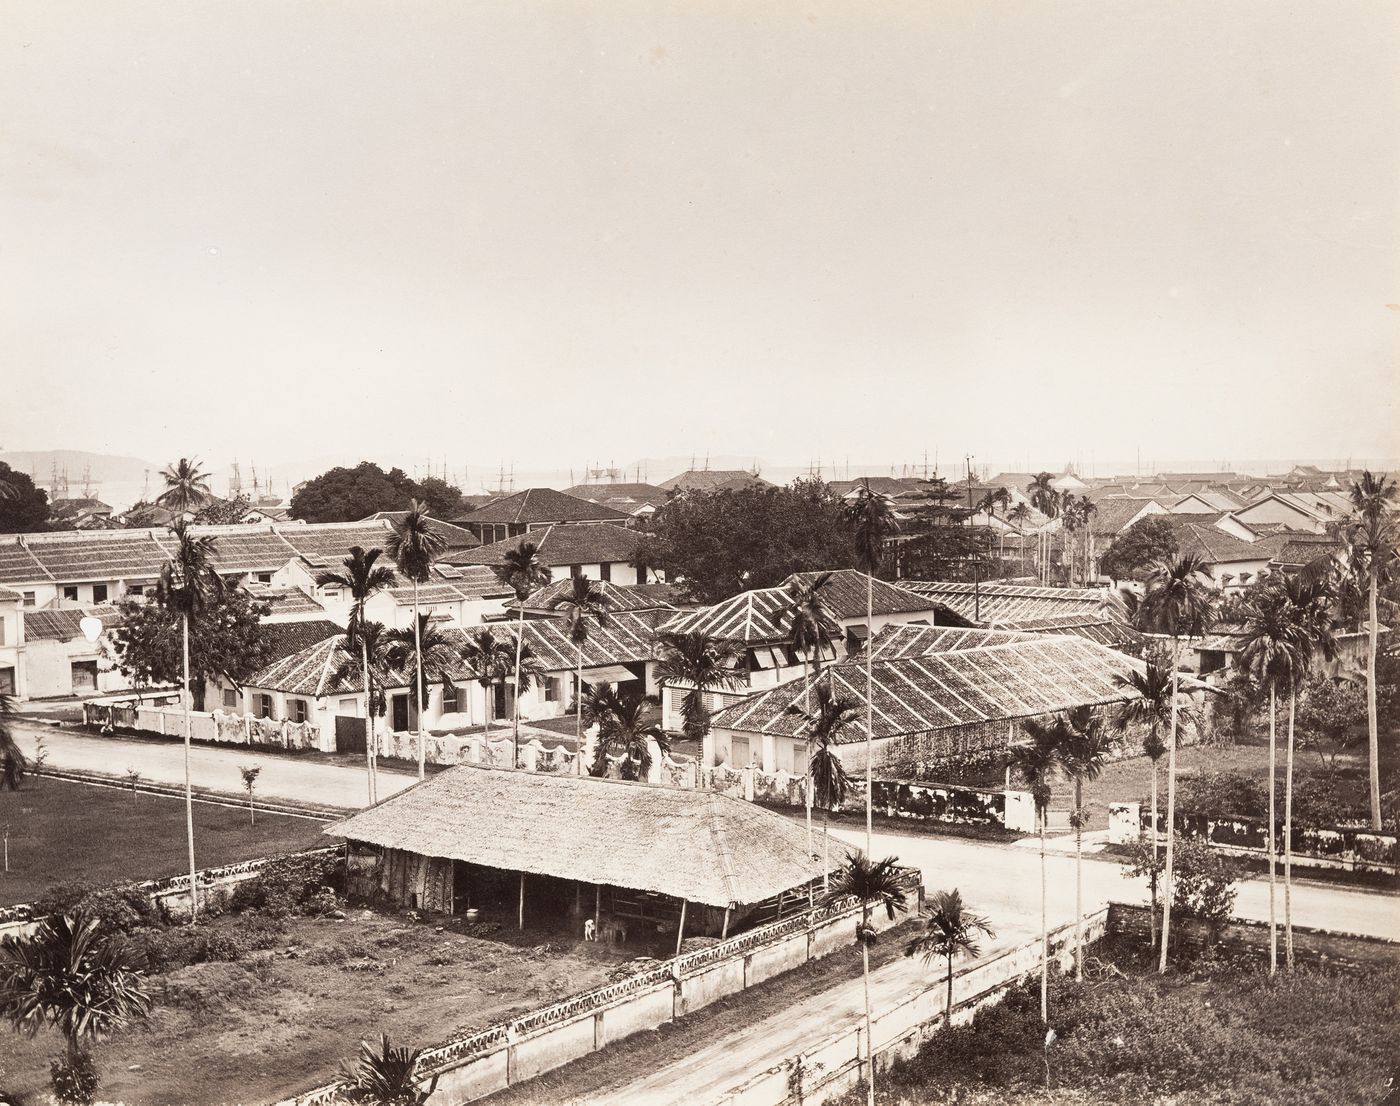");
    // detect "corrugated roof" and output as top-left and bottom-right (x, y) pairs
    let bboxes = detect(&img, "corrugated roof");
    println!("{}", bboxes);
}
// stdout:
(459, 488), (630, 526)
(712, 637), (1162, 742)
(444, 523), (646, 569)
(325, 764), (827, 908)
